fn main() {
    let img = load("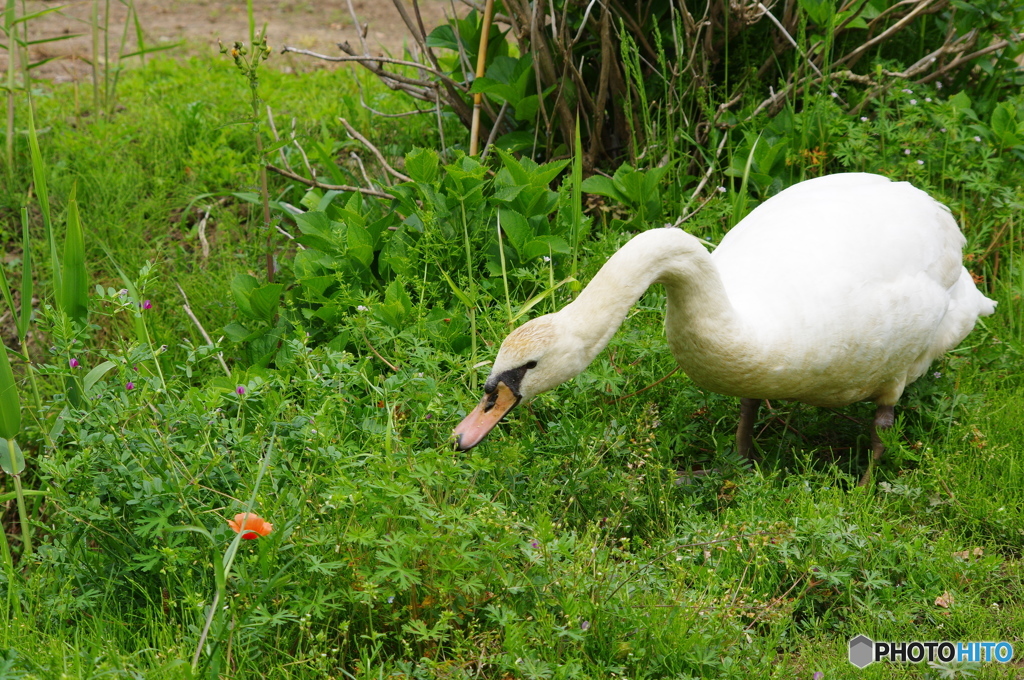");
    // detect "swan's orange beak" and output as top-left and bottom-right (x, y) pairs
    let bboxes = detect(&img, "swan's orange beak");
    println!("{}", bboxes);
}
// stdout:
(453, 381), (520, 450)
